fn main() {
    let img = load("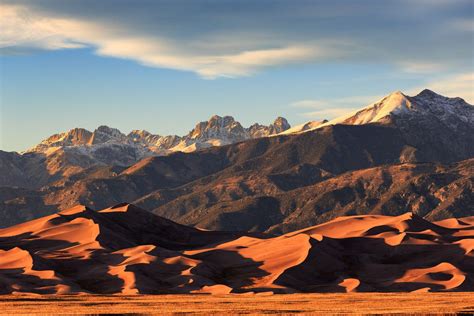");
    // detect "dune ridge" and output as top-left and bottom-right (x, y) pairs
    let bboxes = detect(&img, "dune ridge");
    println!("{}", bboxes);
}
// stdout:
(0, 203), (473, 294)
